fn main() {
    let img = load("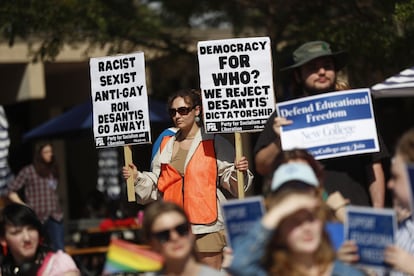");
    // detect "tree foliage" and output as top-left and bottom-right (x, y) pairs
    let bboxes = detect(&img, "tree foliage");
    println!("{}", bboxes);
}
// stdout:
(0, 0), (191, 61)
(148, 0), (414, 87)
(2, 0), (414, 94)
